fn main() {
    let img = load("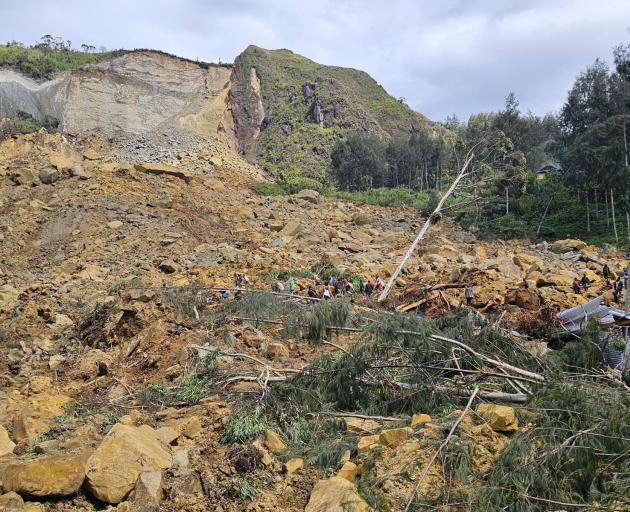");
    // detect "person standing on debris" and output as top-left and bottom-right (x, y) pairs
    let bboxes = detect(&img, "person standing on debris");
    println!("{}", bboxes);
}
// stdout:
(374, 276), (384, 291)
(234, 273), (242, 287)
(581, 274), (591, 290)
(522, 277), (529, 289)
(307, 286), (319, 298)
(322, 286), (332, 299)
(288, 276), (296, 294)
(603, 264), (611, 280)
(464, 284), (474, 305)
(364, 281), (374, 296)
(572, 277), (581, 294)
(614, 277), (623, 303)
